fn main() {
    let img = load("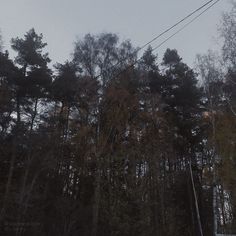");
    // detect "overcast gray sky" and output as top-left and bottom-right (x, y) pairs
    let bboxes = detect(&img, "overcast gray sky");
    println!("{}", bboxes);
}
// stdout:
(0, 0), (232, 67)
